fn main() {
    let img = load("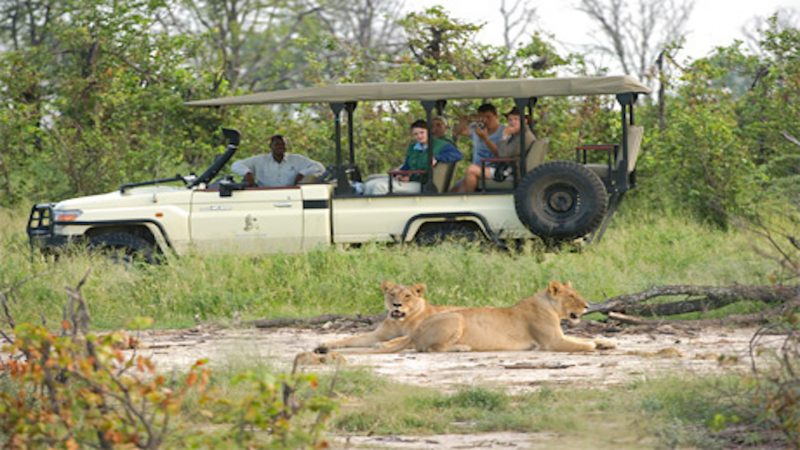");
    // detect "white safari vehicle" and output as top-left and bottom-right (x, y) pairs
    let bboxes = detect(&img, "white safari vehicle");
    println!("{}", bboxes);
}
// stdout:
(28, 77), (650, 260)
